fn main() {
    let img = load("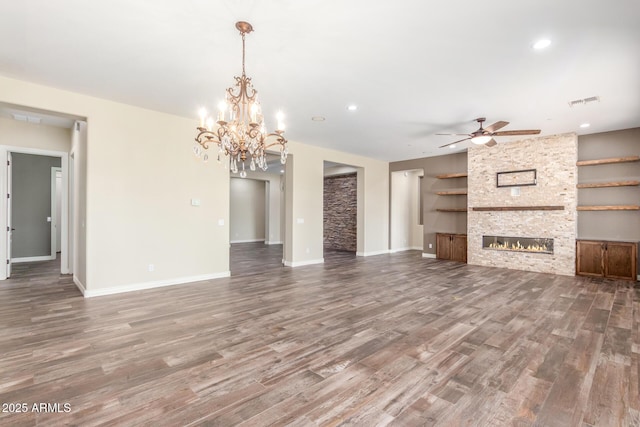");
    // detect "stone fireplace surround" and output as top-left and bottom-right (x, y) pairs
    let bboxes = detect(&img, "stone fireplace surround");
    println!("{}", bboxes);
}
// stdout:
(467, 133), (578, 276)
